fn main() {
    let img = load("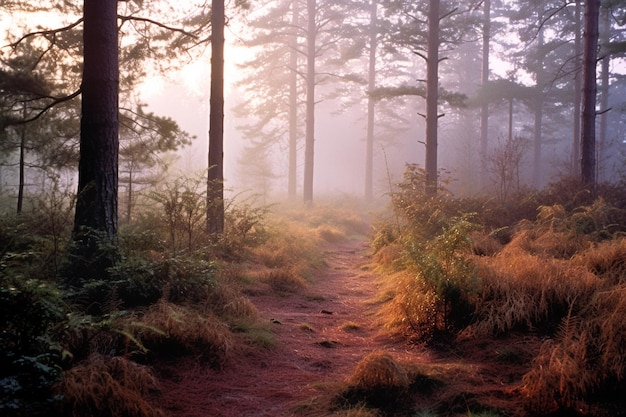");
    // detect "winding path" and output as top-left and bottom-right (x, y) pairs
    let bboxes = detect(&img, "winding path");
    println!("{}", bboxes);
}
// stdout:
(153, 237), (423, 417)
